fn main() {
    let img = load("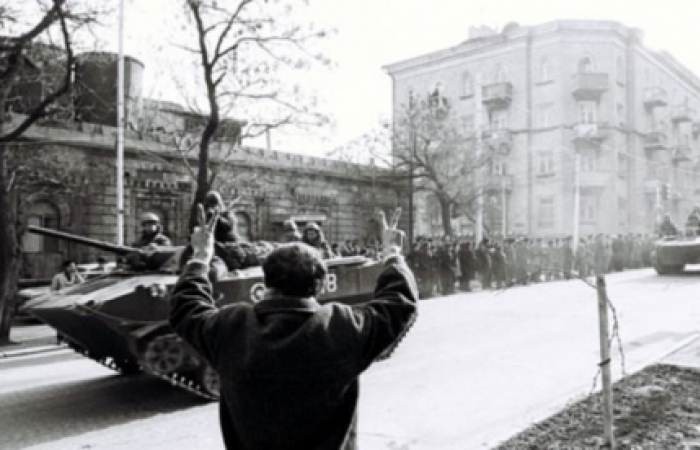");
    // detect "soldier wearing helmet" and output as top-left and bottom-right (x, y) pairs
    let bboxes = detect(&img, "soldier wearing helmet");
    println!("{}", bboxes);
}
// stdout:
(301, 222), (335, 259)
(133, 212), (172, 248)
